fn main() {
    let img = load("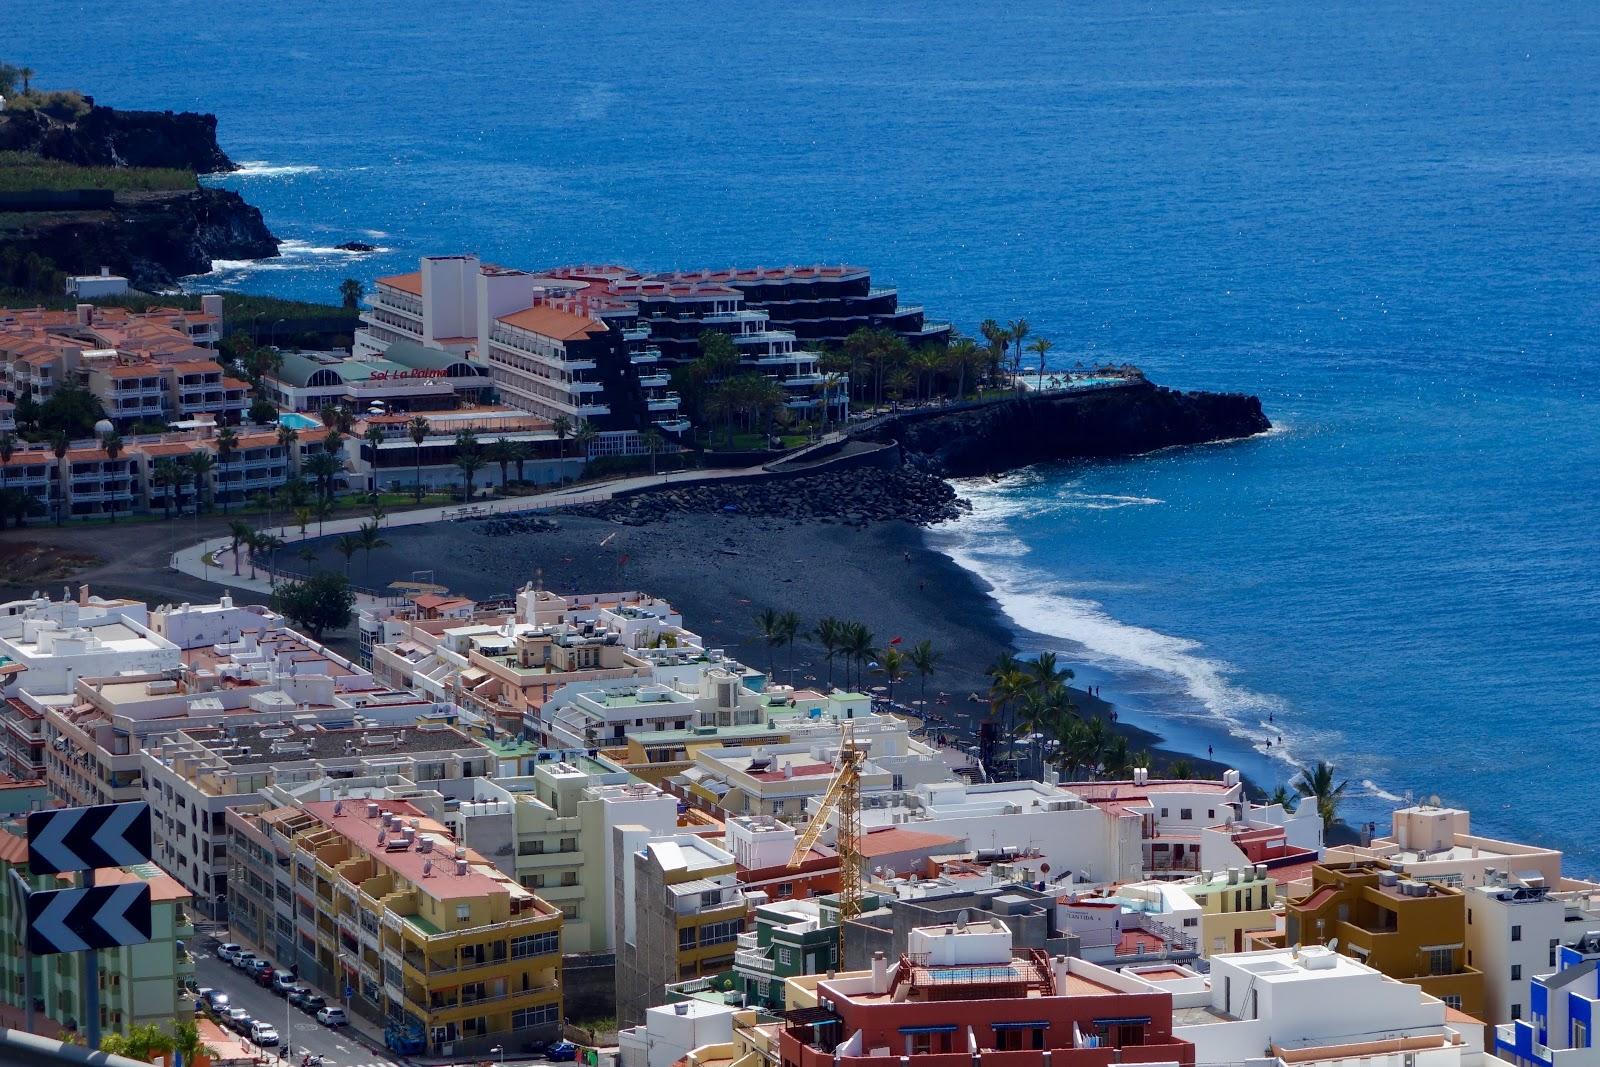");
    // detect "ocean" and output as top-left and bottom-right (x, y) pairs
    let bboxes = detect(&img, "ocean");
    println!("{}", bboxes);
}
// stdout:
(15, 2), (1600, 864)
